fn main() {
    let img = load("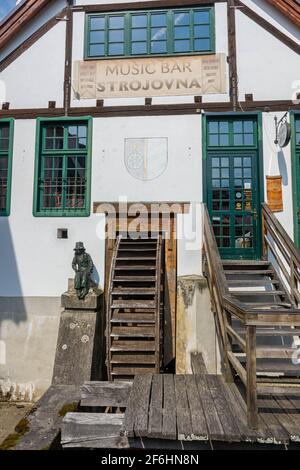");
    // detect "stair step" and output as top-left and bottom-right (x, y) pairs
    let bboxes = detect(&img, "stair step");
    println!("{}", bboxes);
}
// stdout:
(116, 257), (157, 261)
(114, 276), (156, 282)
(236, 327), (300, 336)
(111, 300), (156, 309)
(111, 366), (156, 375)
(257, 383), (300, 395)
(222, 260), (271, 266)
(225, 270), (274, 275)
(228, 280), (279, 286)
(118, 248), (157, 252)
(232, 290), (286, 296)
(110, 340), (155, 351)
(112, 288), (156, 295)
(244, 302), (292, 308)
(111, 353), (155, 364)
(111, 326), (155, 337)
(114, 266), (156, 270)
(111, 313), (155, 323)
(256, 346), (300, 359)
